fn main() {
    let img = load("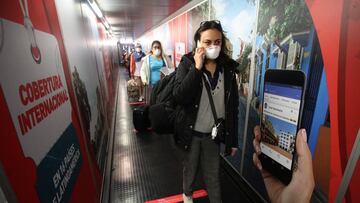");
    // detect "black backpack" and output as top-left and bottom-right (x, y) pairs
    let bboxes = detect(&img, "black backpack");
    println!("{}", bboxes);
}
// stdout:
(150, 70), (176, 106)
(149, 71), (177, 133)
